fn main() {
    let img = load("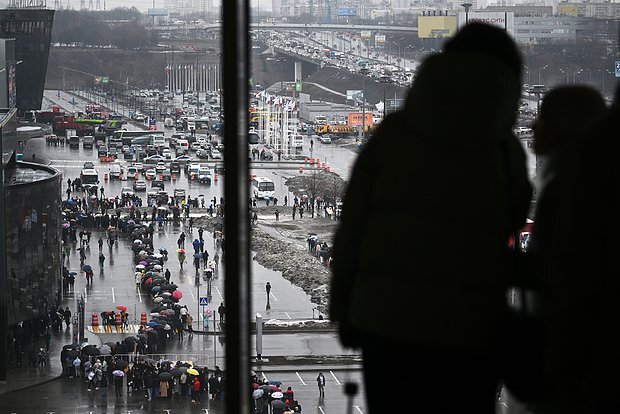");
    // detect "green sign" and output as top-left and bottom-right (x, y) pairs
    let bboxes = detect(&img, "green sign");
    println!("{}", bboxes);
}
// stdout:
(295, 82), (302, 92)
